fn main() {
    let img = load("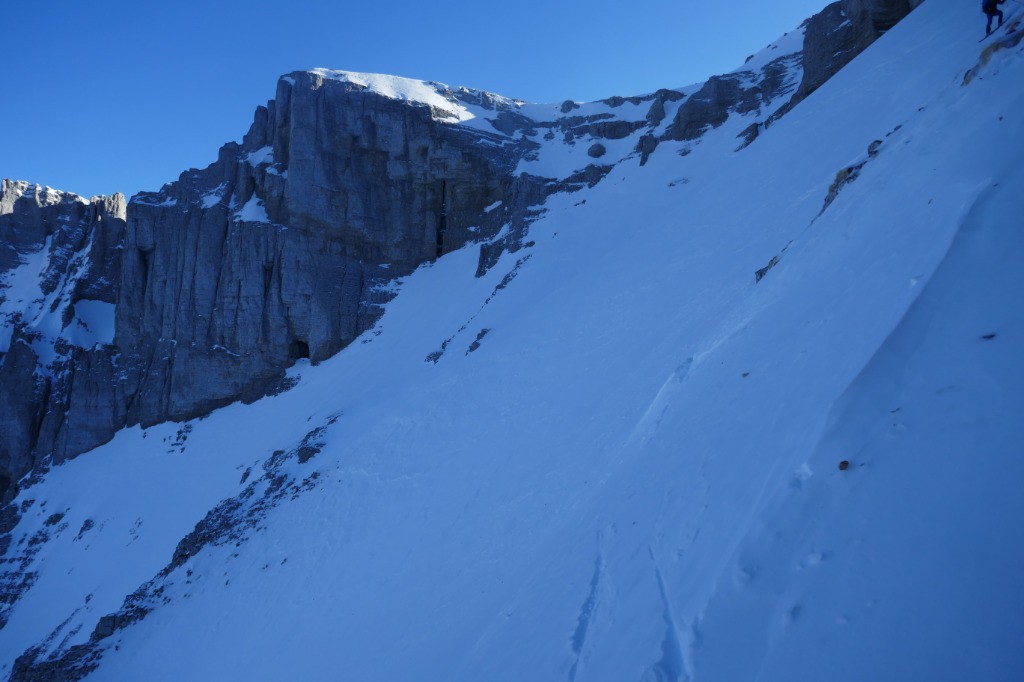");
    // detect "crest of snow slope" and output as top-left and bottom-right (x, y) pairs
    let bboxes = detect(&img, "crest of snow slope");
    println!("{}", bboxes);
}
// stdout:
(309, 26), (805, 182)
(507, 27), (803, 181)
(3, 0), (1023, 679)
(308, 68), (493, 123)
